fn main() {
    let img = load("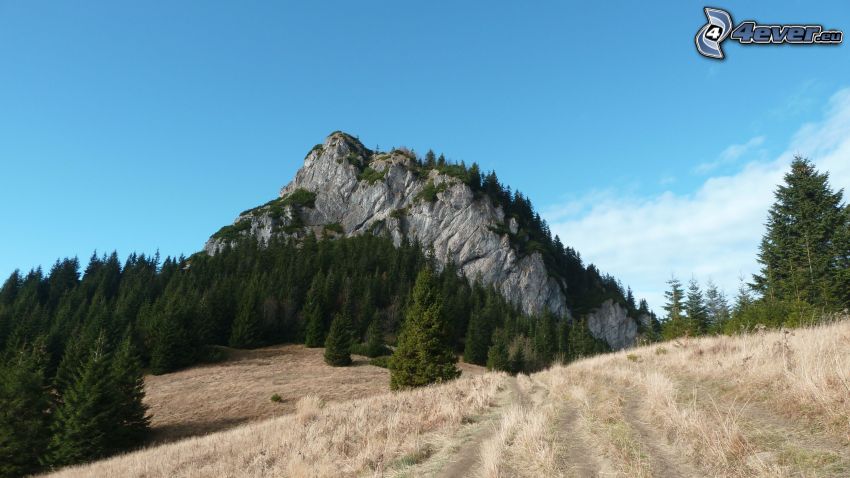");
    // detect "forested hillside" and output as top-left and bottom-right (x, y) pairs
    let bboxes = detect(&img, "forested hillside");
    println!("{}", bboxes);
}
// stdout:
(0, 228), (626, 476)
